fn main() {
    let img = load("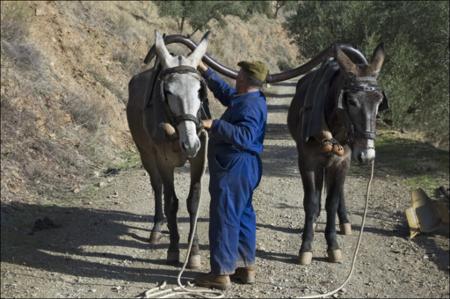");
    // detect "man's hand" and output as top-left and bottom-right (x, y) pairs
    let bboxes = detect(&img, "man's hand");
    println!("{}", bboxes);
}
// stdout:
(201, 119), (213, 130)
(198, 60), (208, 73)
